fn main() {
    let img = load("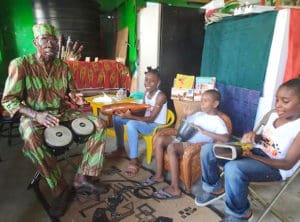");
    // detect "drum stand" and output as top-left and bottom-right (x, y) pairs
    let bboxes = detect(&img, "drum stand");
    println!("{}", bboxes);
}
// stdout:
(27, 146), (79, 222)
(27, 171), (60, 222)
